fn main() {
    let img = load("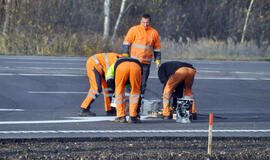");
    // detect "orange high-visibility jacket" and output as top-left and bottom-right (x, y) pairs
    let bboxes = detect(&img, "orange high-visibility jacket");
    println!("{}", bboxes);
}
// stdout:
(92, 52), (122, 75)
(123, 24), (161, 64)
